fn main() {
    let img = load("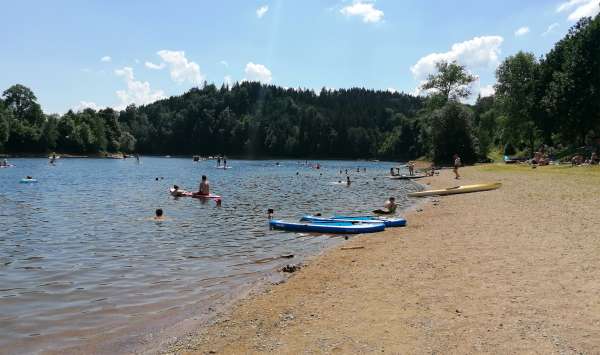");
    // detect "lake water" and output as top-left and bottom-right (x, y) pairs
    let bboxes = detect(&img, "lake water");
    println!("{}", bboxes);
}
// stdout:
(0, 157), (419, 354)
